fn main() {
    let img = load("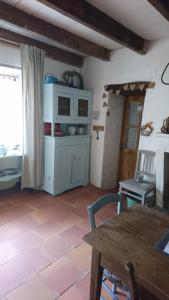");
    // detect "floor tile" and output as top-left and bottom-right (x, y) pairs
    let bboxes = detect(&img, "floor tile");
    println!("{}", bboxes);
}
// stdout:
(66, 242), (91, 272)
(39, 204), (71, 221)
(14, 215), (40, 232)
(34, 221), (62, 241)
(40, 256), (83, 295)
(0, 248), (50, 297)
(75, 272), (91, 299)
(58, 286), (86, 300)
(0, 223), (20, 243)
(71, 206), (88, 219)
(37, 235), (72, 263)
(0, 241), (18, 266)
(55, 212), (82, 228)
(0, 248), (50, 291)
(6, 276), (57, 300)
(30, 208), (51, 224)
(9, 229), (43, 253)
(59, 225), (86, 247)
(0, 260), (22, 298)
